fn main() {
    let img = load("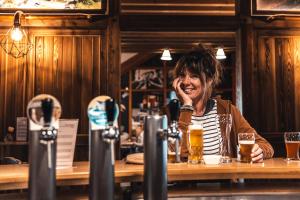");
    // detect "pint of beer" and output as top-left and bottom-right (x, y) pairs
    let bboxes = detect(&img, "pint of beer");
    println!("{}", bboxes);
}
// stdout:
(238, 133), (255, 163)
(168, 151), (176, 163)
(284, 132), (300, 161)
(187, 124), (203, 164)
